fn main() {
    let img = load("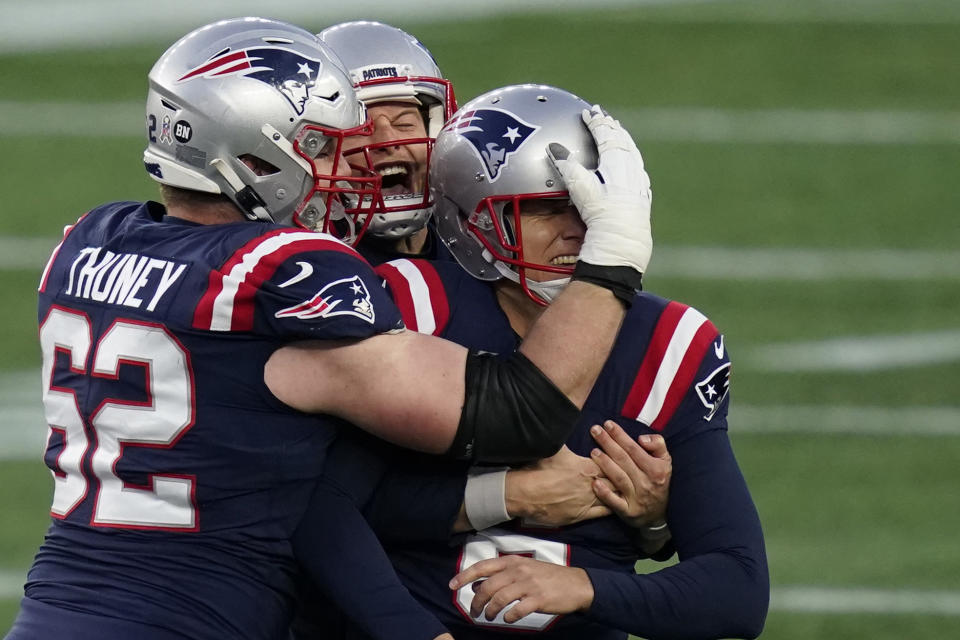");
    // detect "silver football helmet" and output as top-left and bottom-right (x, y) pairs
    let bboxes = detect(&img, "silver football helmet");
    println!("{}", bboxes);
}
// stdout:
(143, 17), (382, 243)
(318, 21), (457, 239)
(432, 84), (598, 304)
